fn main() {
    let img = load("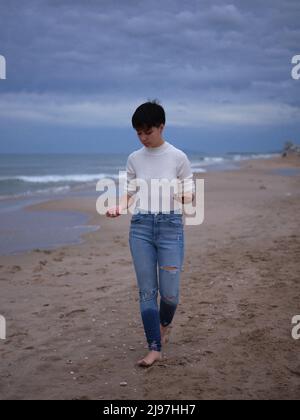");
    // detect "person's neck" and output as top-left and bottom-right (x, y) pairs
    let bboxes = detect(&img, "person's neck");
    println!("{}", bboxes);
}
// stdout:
(148, 138), (165, 148)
